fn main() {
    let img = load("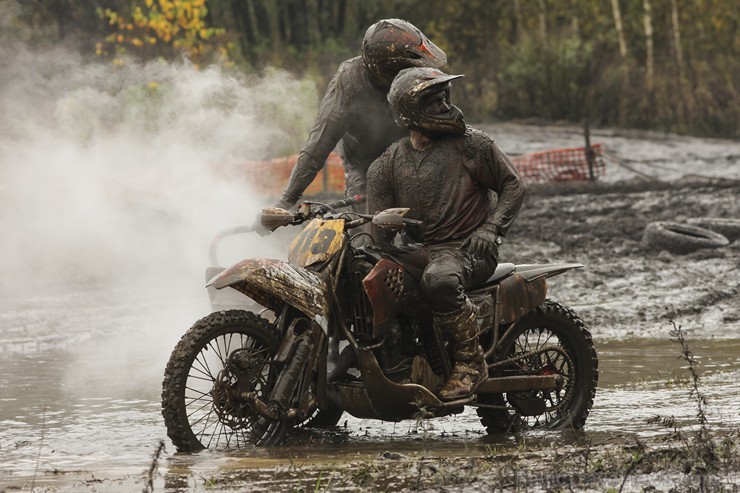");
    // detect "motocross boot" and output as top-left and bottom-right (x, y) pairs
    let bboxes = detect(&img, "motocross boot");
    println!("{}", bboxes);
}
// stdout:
(436, 300), (487, 401)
